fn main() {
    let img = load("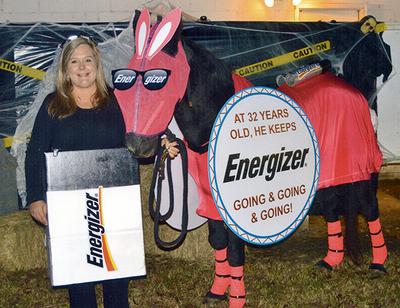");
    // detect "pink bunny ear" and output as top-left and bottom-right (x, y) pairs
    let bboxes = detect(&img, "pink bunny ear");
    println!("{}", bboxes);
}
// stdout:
(135, 8), (150, 59)
(145, 8), (182, 60)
